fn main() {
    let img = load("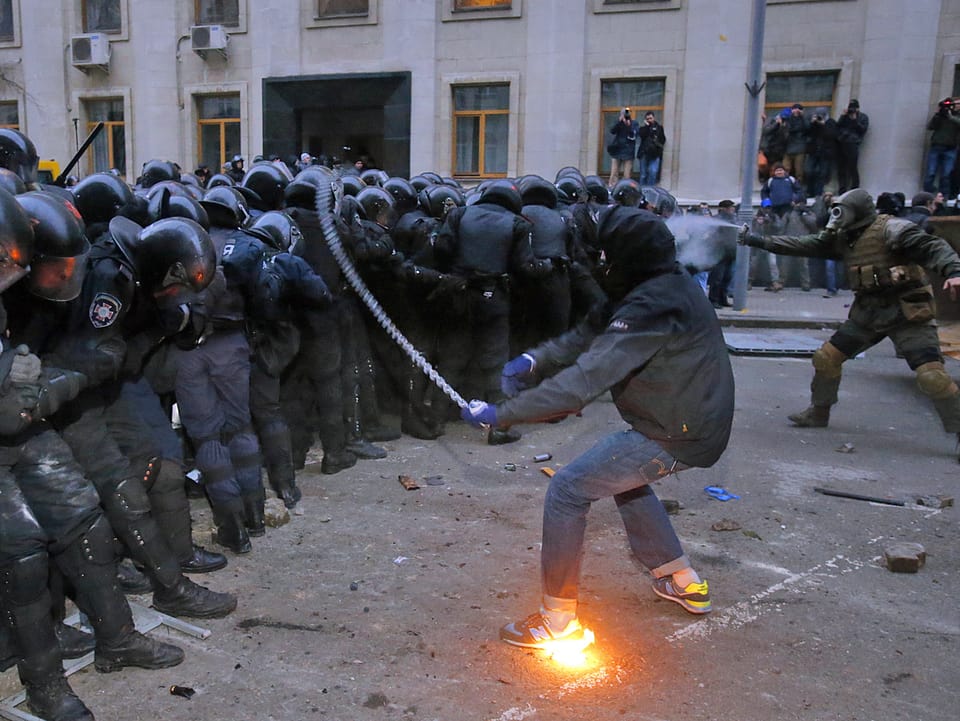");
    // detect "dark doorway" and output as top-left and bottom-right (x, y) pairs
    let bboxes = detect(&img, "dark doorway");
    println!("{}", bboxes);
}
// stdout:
(262, 72), (411, 177)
